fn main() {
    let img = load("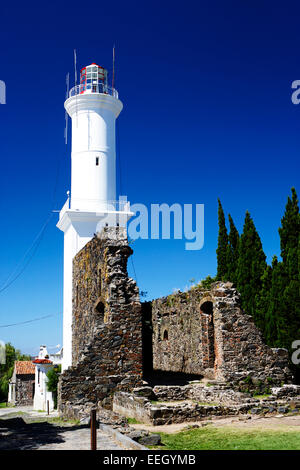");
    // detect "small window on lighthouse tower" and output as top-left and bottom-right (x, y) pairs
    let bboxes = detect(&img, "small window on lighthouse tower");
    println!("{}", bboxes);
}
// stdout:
(96, 157), (99, 166)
